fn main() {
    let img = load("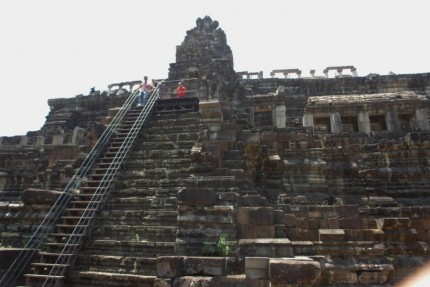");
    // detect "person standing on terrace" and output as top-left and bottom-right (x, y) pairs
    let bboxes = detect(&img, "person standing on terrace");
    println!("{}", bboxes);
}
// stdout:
(137, 76), (154, 107)
(175, 81), (187, 98)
